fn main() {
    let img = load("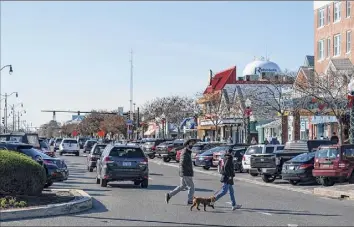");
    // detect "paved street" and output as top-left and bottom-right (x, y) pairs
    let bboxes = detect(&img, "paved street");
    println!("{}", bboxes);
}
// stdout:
(2, 153), (354, 226)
